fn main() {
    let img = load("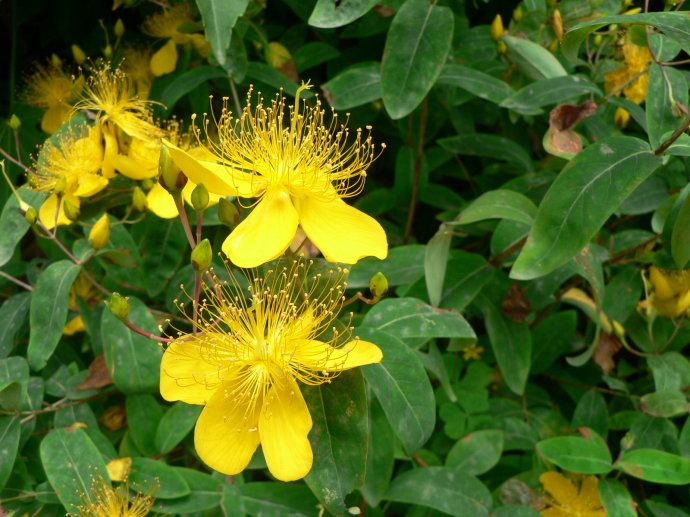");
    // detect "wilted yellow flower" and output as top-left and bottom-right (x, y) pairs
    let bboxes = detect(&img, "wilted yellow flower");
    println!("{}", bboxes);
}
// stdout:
(164, 83), (388, 268)
(142, 3), (210, 76)
(160, 260), (383, 481)
(100, 405), (127, 431)
(121, 47), (155, 97)
(613, 106), (630, 128)
(648, 266), (690, 318)
(30, 124), (108, 228)
(539, 471), (606, 517)
(68, 475), (155, 517)
(605, 34), (652, 104)
(23, 63), (83, 133)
